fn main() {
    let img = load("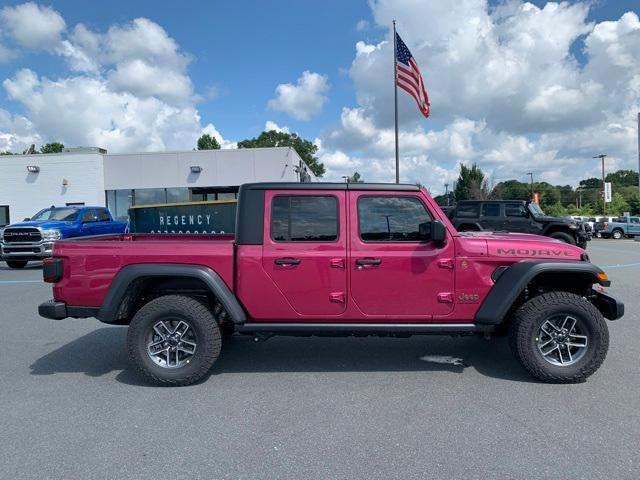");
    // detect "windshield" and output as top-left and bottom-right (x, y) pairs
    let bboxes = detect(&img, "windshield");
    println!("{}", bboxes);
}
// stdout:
(528, 203), (546, 217)
(30, 208), (79, 222)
